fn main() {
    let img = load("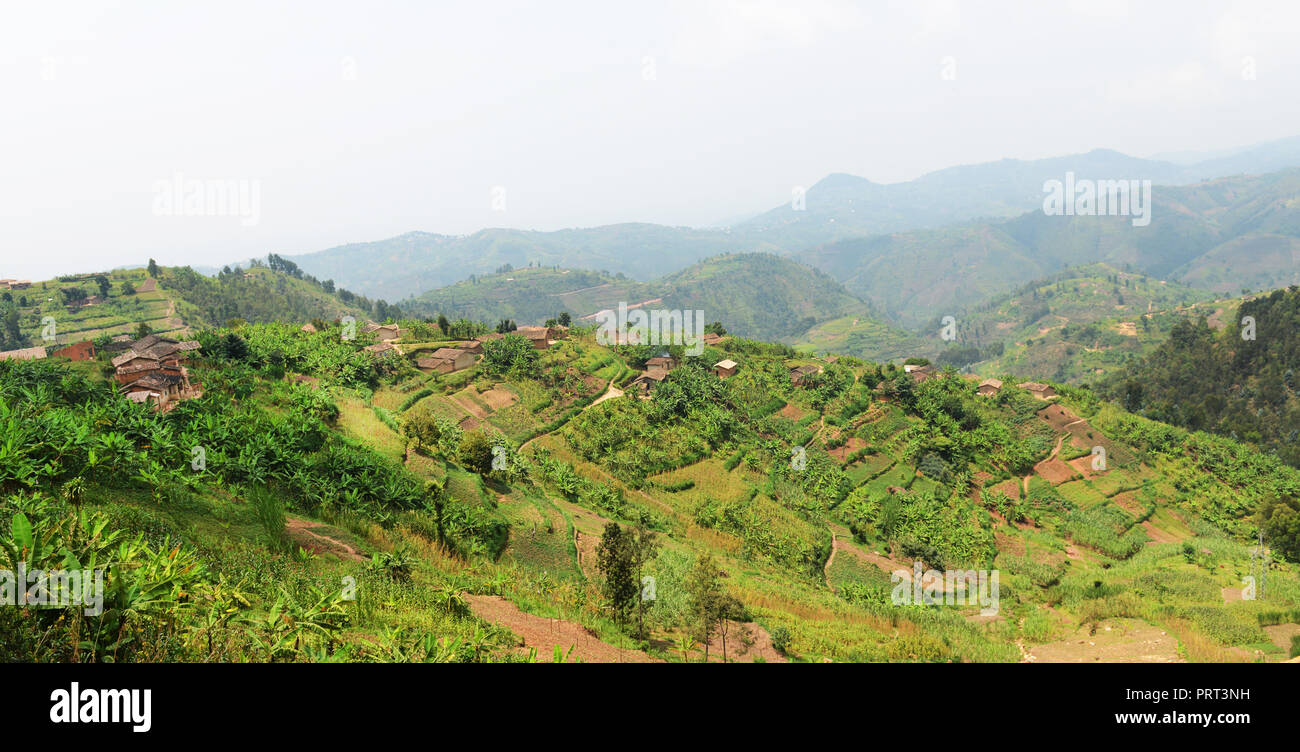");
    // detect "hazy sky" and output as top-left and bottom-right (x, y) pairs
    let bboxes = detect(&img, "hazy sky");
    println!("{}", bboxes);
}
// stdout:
(3, 0), (1299, 280)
